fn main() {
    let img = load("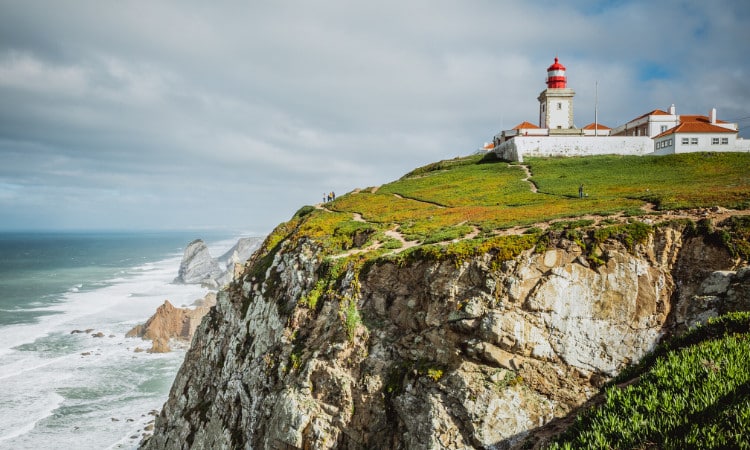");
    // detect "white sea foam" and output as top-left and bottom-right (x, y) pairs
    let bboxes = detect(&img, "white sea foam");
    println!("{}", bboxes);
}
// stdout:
(0, 236), (244, 449)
